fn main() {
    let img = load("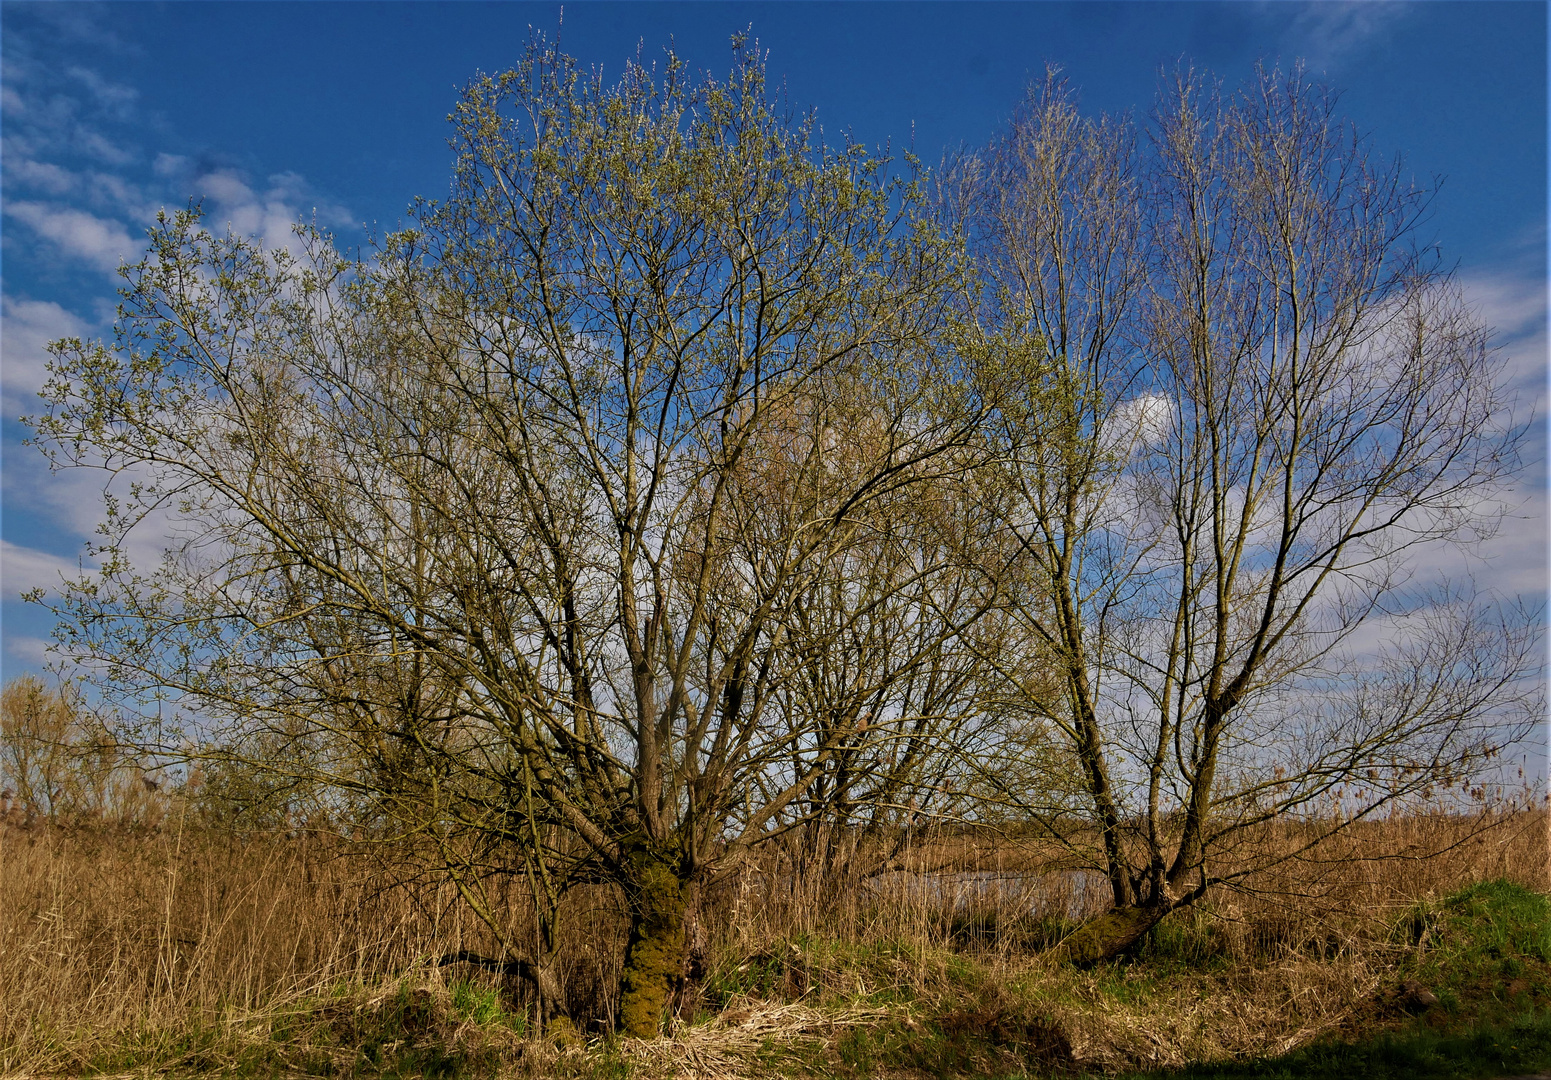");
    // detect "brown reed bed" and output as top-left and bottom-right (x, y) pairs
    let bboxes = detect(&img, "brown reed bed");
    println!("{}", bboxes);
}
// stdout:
(0, 805), (1545, 1077)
